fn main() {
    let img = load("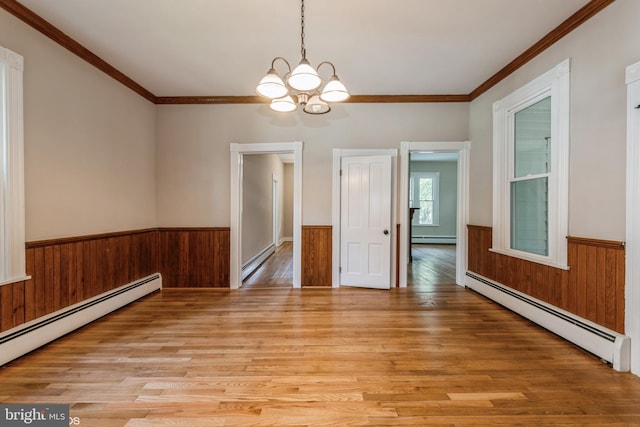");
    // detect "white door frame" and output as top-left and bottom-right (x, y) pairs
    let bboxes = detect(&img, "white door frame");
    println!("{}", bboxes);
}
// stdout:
(399, 141), (471, 287)
(230, 142), (303, 289)
(625, 61), (640, 375)
(272, 174), (279, 246)
(332, 149), (398, 288)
